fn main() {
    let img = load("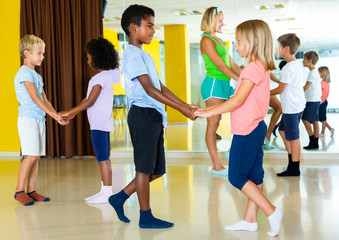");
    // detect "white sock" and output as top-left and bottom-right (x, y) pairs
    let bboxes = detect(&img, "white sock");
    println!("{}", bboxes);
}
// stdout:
(86, 185), (112, 204)
(84, 181), (103, 201)
(267, 208), (284, 237)
(225, 220), (258, 232)
(101, 185), (113, 195)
